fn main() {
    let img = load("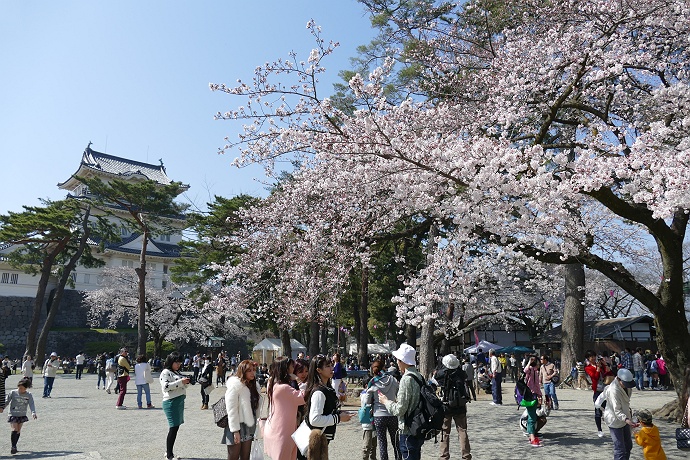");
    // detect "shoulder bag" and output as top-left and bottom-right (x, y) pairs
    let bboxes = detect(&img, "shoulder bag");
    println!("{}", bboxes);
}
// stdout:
(677, 405), (690, 450)
(211, 397), (228, 428)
